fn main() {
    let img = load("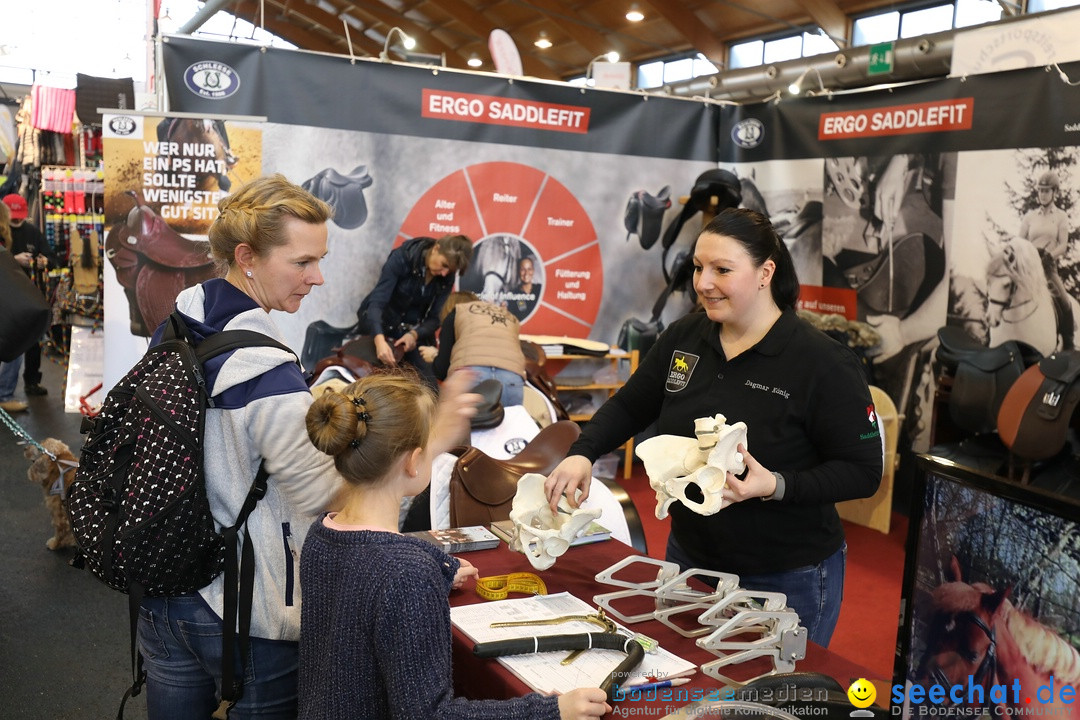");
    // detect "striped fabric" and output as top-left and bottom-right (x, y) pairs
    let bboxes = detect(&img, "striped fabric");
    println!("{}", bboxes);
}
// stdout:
(30, 85), (76, 134)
